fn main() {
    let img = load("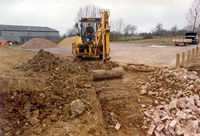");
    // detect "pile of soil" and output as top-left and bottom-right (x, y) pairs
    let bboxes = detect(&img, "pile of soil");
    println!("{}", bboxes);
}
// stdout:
(18, 49), (118, 73)
(58, 37), (75, 46)
(19, 38), (58, 49)
(18, 49), (64, 72)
